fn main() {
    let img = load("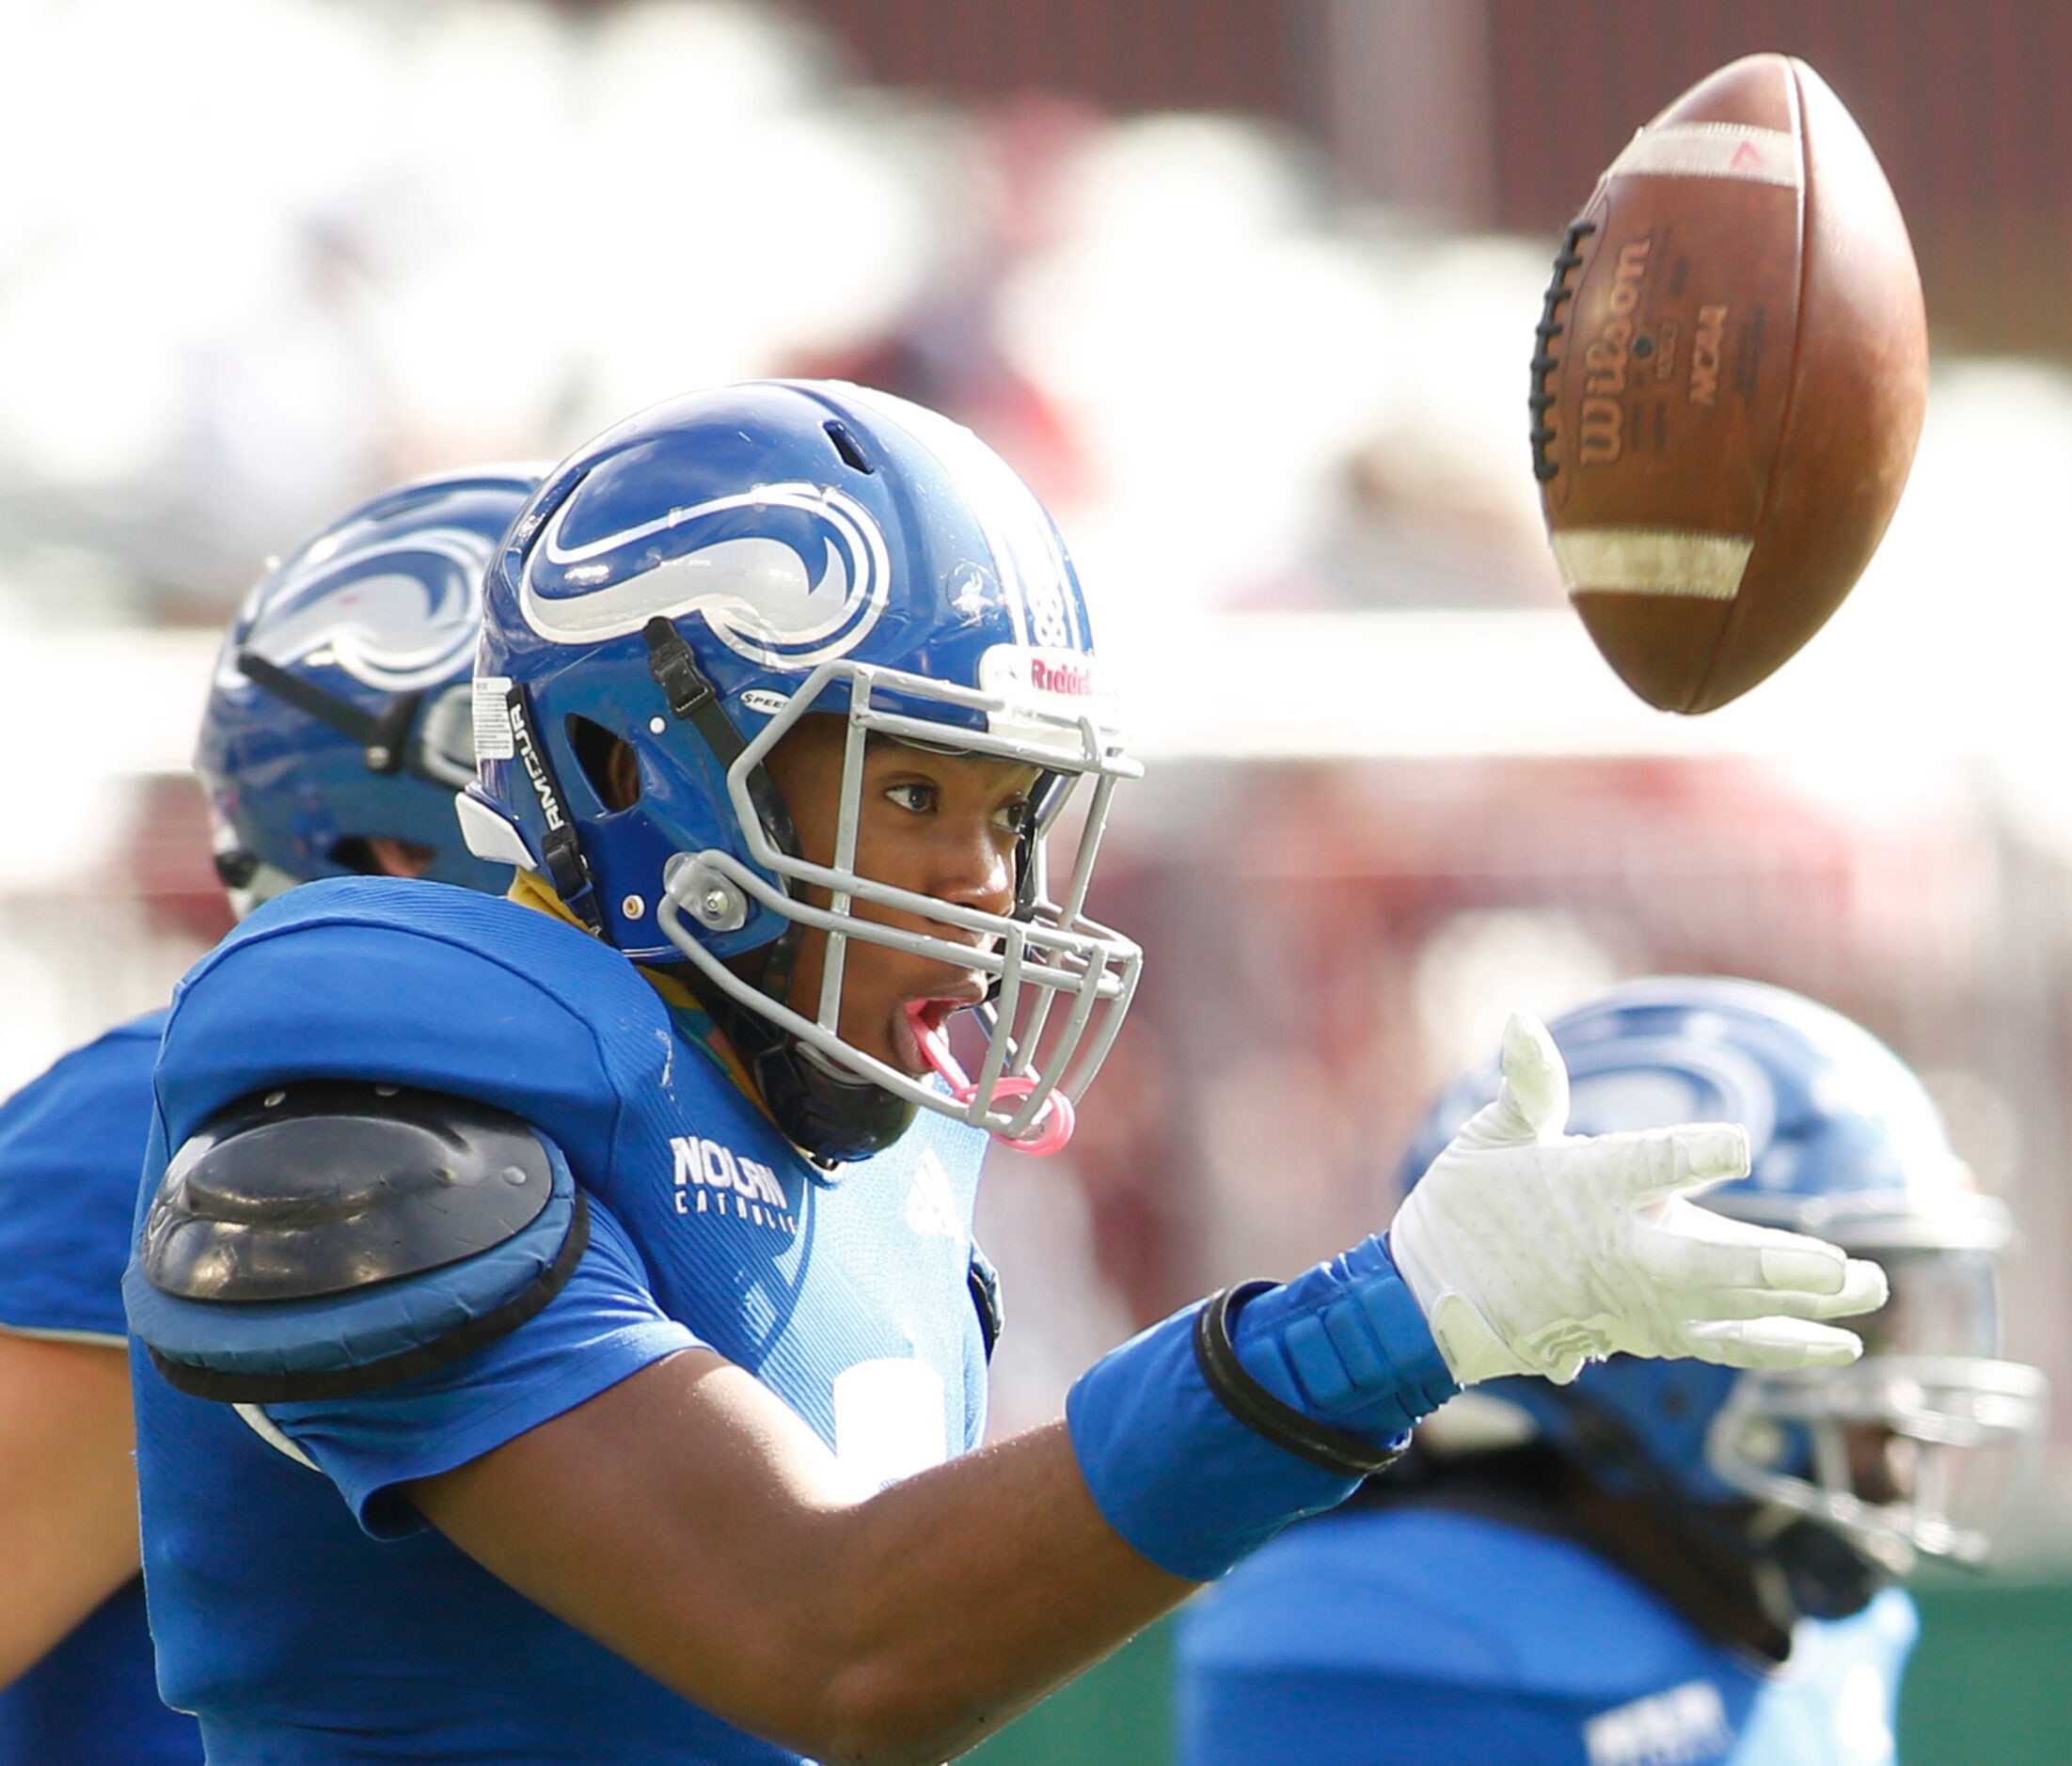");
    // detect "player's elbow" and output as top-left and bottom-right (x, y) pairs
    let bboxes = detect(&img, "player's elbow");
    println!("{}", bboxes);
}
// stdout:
(806, 1659), (997, 1766)
(696, 1618), (984, 1765)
